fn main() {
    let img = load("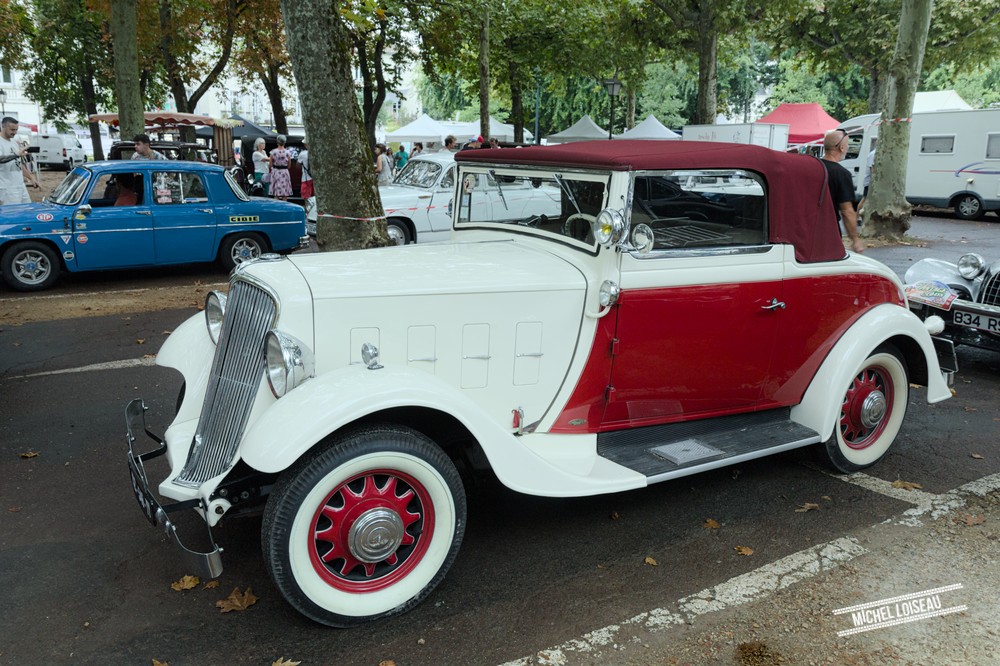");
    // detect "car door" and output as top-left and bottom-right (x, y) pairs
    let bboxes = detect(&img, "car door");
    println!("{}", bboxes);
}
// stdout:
(72, 170), (155, 269)
(602, 171), (781, 425)
(427, 165), (456, 232)
(149, 169), (218, 264)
